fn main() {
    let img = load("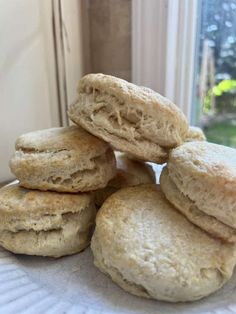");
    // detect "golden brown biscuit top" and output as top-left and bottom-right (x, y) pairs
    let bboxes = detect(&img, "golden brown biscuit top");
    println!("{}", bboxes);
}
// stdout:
(0, 183), (91, 217)
(15, 125), (109, 157)
(96, 184), (236, 281)
(169, 141), (236, 185)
